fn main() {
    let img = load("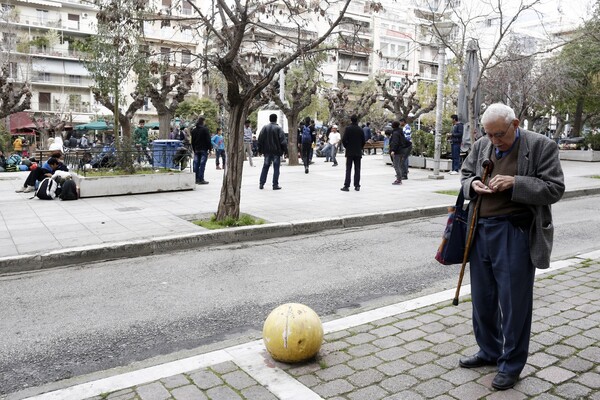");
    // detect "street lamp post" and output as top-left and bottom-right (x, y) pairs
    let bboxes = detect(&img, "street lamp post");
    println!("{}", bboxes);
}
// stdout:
(429, 20), (454, 180)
